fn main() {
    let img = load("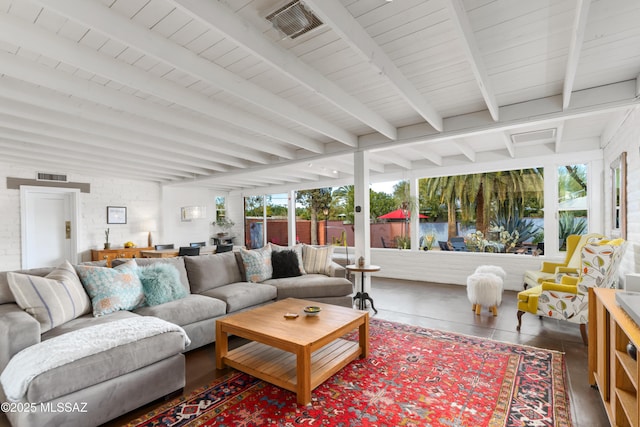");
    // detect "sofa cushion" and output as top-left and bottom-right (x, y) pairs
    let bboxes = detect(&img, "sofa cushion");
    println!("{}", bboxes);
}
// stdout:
(184, 252), (242, 294)
(201, 282), (277, 313)
(137, 263), (187, 306)
(76, 261), (145, 317)
(133, 294), (227, 326)
(240, 246), (273, 283)
(263, 274), (353, 300)
(302, 245), (334, 275)
(271, 250), (302, 279)
(7, 261), (92, 333)
(114, 257), (190, 292)
(270, 243), (306, 274)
